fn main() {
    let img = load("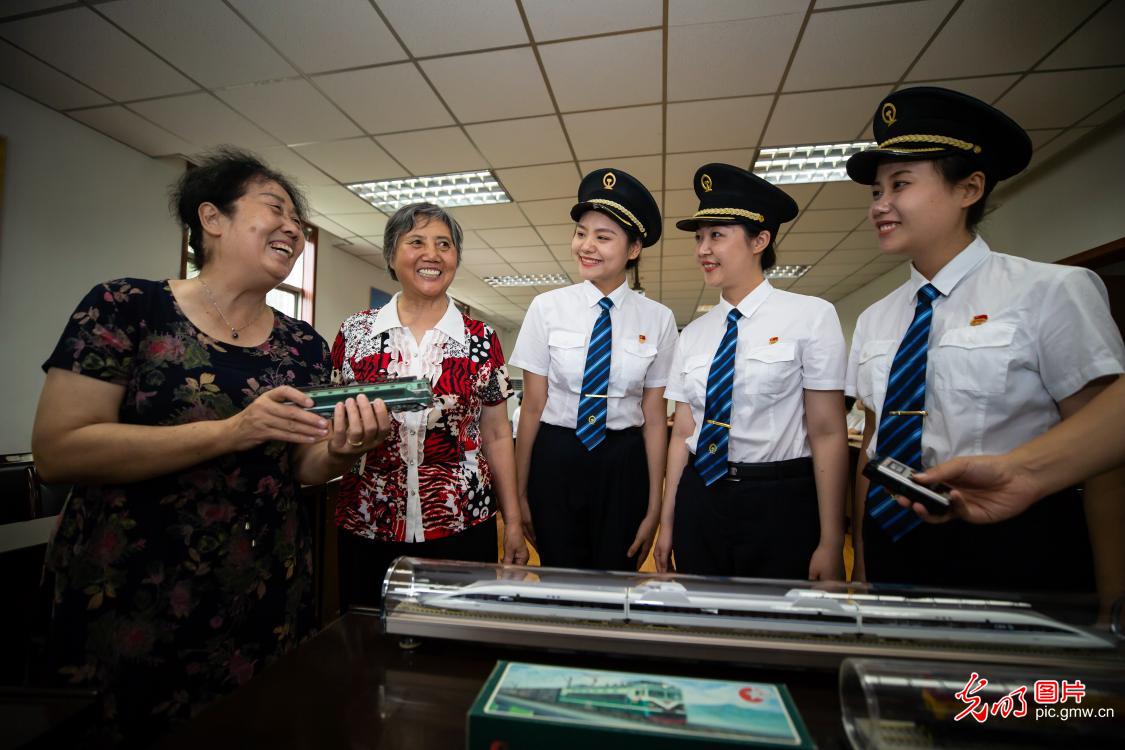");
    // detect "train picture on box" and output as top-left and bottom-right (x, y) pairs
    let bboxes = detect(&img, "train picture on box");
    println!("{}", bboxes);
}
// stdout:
(417, 580), (1112, 650)
(498, 678), (687, 725)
